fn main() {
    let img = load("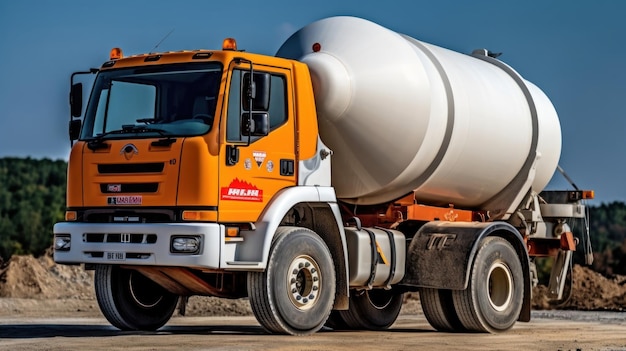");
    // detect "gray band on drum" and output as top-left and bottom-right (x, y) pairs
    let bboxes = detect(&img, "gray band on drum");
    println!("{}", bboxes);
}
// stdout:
(401, 35), (455, 190)
(471, 51), (539, 211)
